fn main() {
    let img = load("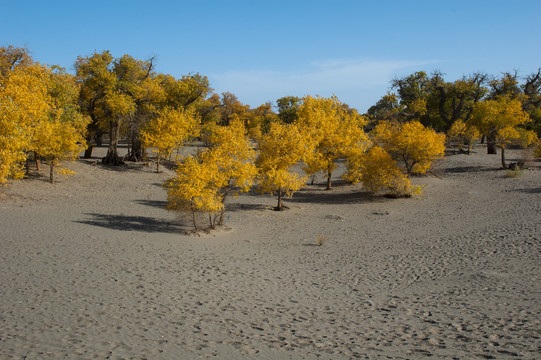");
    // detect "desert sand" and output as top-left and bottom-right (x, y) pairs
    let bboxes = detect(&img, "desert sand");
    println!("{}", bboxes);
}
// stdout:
(0, 145), (540, 359)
